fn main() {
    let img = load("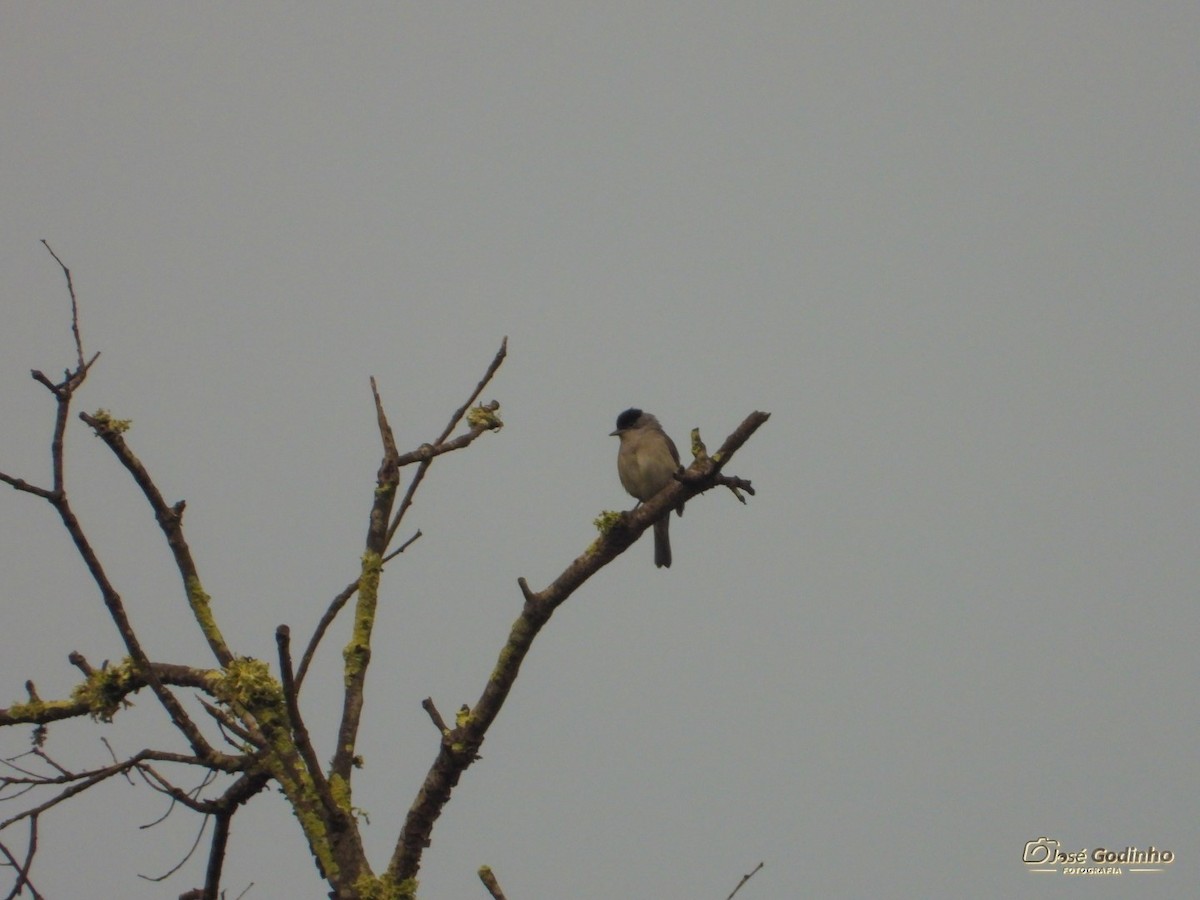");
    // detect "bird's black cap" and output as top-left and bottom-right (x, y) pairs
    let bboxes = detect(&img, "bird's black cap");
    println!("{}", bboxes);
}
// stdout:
(613, 408), (643, 431)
